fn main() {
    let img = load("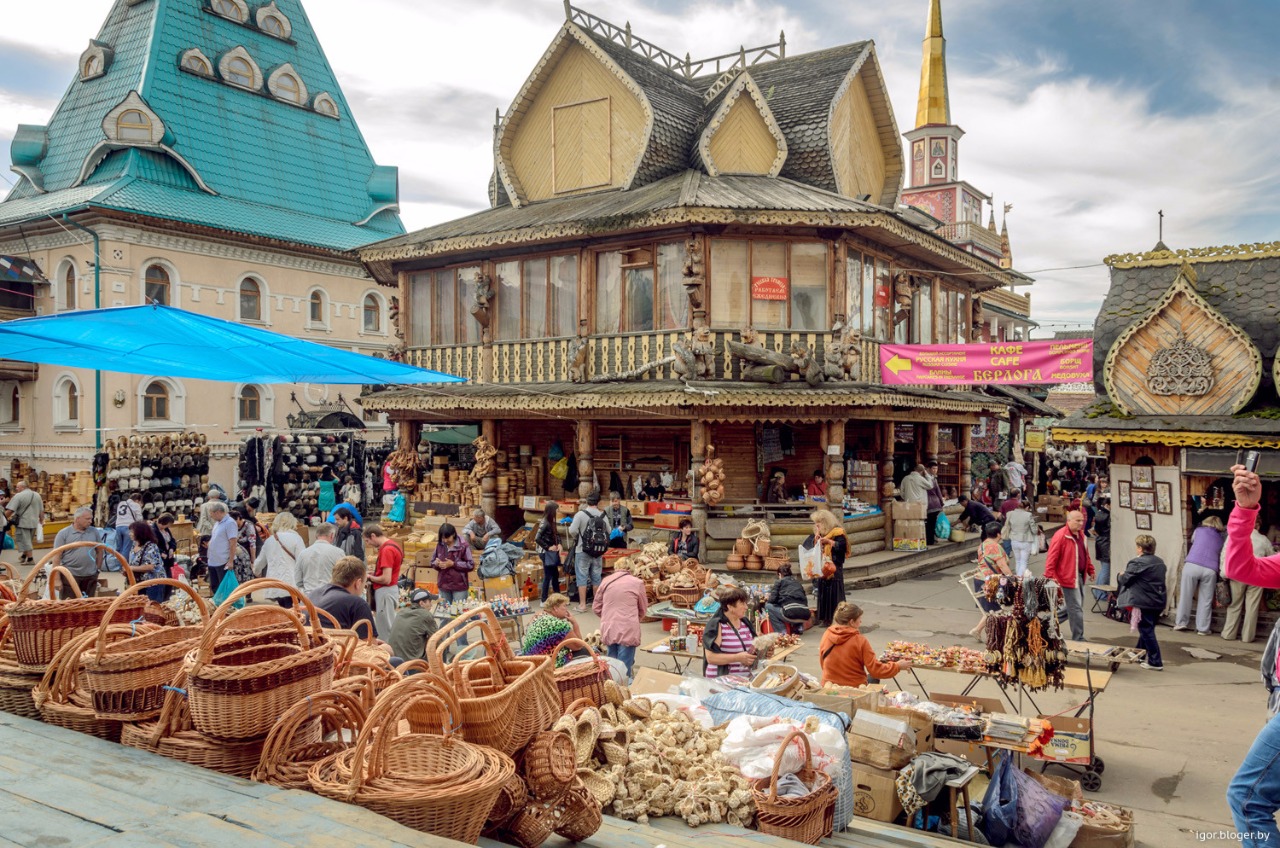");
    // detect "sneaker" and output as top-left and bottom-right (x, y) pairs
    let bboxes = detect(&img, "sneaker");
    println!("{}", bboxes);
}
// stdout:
(1171, 625), (1188, 632)
(1140, 662), (1164, 671)
(1196, 630), (1211, 636)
